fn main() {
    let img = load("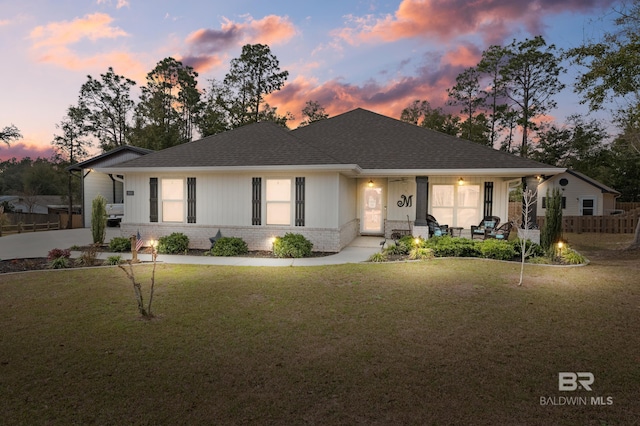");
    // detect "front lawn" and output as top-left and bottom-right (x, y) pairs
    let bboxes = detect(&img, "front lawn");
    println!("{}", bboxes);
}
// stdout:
(0, 234), (638, 424)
